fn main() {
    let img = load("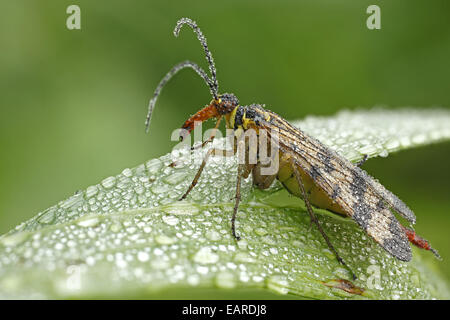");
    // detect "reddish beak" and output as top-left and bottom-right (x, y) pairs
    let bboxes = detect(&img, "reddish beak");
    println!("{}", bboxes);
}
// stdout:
(180, 103), (219, 140)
